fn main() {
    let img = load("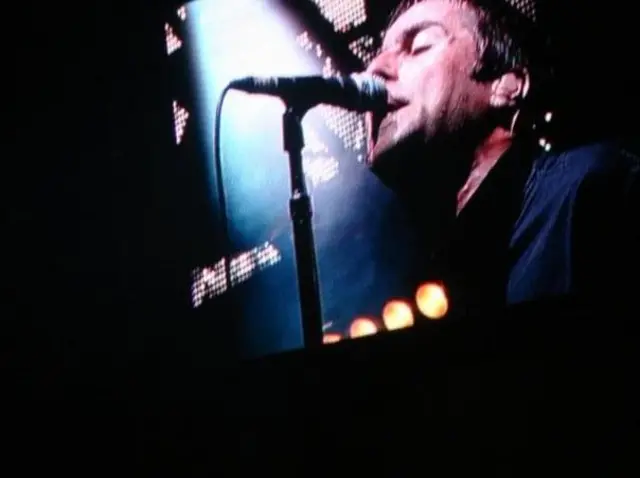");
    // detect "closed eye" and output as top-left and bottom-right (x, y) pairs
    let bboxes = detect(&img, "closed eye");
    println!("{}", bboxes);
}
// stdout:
(410, 44), (432, 55)
(404, 24), (446, 55)
(409, 30), (436, 54)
